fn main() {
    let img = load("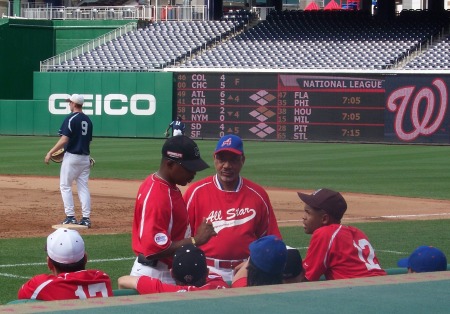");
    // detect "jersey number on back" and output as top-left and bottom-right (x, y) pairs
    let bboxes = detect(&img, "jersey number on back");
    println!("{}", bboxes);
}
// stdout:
(81, 121), (89, 136)
(74, 283), (108, 299)
(353, 239), (382, 271)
